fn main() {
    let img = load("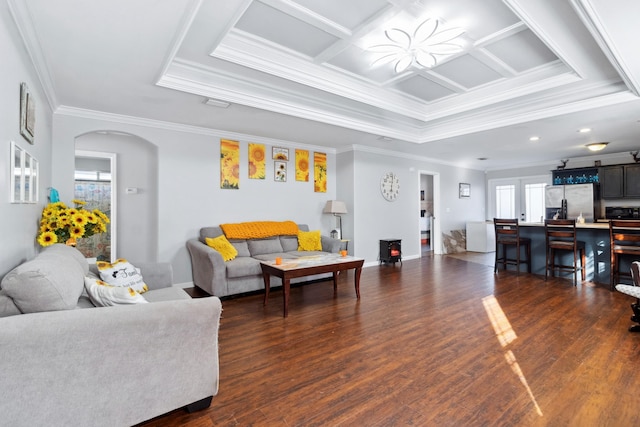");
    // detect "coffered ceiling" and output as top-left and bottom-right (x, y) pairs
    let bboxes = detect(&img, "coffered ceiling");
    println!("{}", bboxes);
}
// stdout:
(8, 0), (640, 170)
